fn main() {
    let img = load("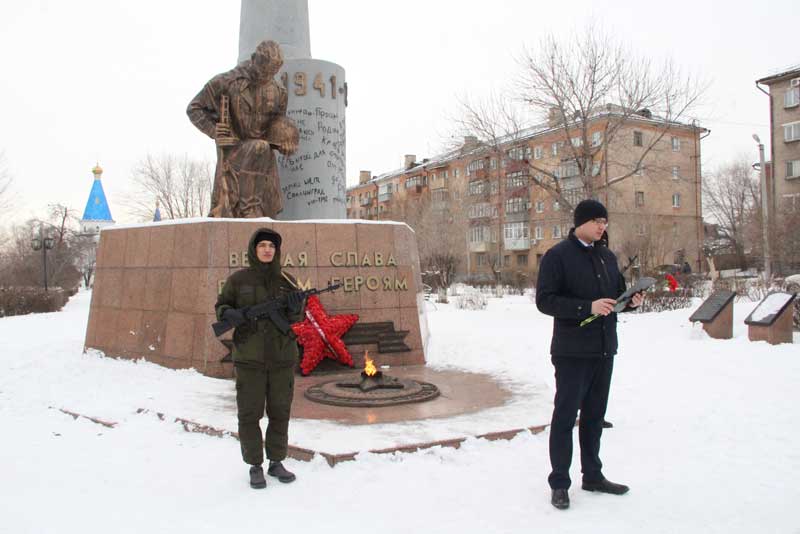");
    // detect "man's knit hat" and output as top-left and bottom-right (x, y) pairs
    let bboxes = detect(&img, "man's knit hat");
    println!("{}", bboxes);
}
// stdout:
(573, 199), (608, 228)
